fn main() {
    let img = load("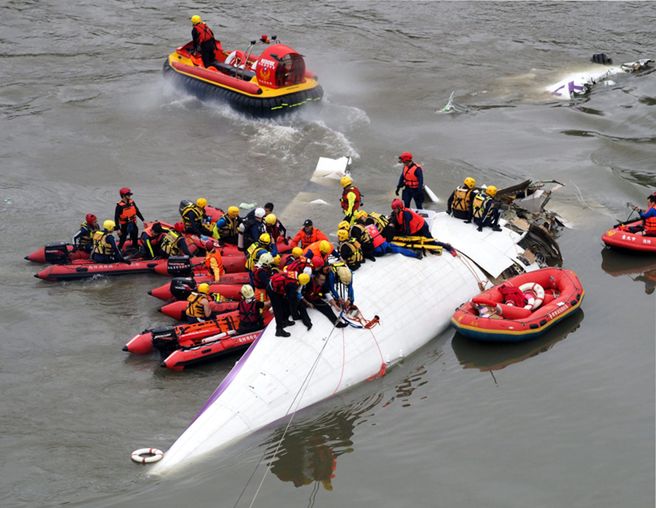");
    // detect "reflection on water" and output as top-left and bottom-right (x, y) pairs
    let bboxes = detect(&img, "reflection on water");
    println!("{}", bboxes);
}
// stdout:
(600, 247), (656, 295)
(451, 309), (584, 373)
